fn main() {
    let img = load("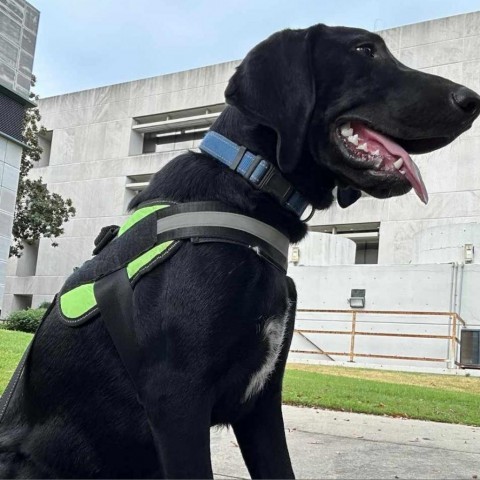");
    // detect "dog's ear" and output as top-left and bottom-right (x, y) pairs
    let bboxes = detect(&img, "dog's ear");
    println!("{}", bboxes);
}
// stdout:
(337, 187), (362, 208)
(225, 29), (315, 174)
